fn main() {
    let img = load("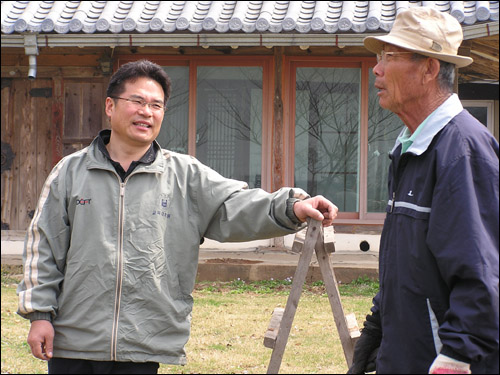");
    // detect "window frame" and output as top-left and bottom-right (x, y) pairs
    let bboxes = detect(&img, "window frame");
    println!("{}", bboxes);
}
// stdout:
(283, 56), (386, 223)
(461, 100), (495, 134)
